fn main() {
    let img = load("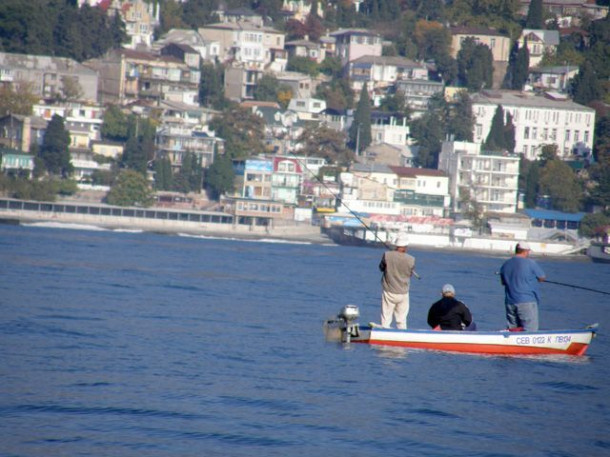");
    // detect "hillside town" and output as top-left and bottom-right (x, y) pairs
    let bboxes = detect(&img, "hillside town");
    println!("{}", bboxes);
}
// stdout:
(0, 0), (609, 256)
